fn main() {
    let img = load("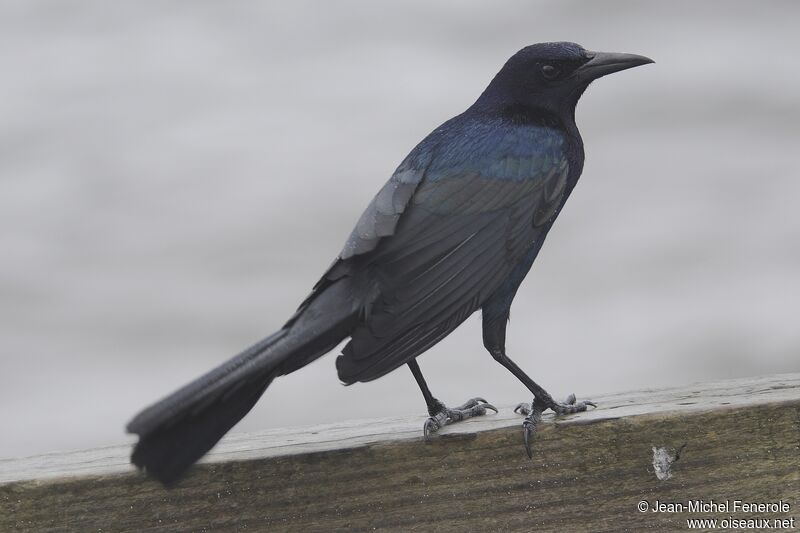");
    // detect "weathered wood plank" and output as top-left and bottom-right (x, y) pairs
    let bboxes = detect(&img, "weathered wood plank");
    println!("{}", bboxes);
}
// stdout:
(1, 374), (798, 532)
